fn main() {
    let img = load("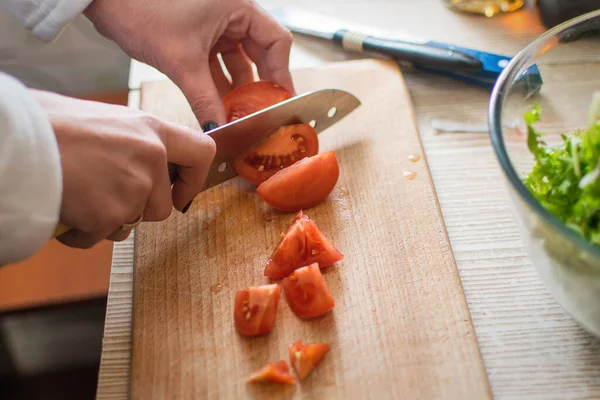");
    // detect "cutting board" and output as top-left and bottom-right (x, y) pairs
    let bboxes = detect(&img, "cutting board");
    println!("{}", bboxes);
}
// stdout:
(130, 59), (492, 399)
